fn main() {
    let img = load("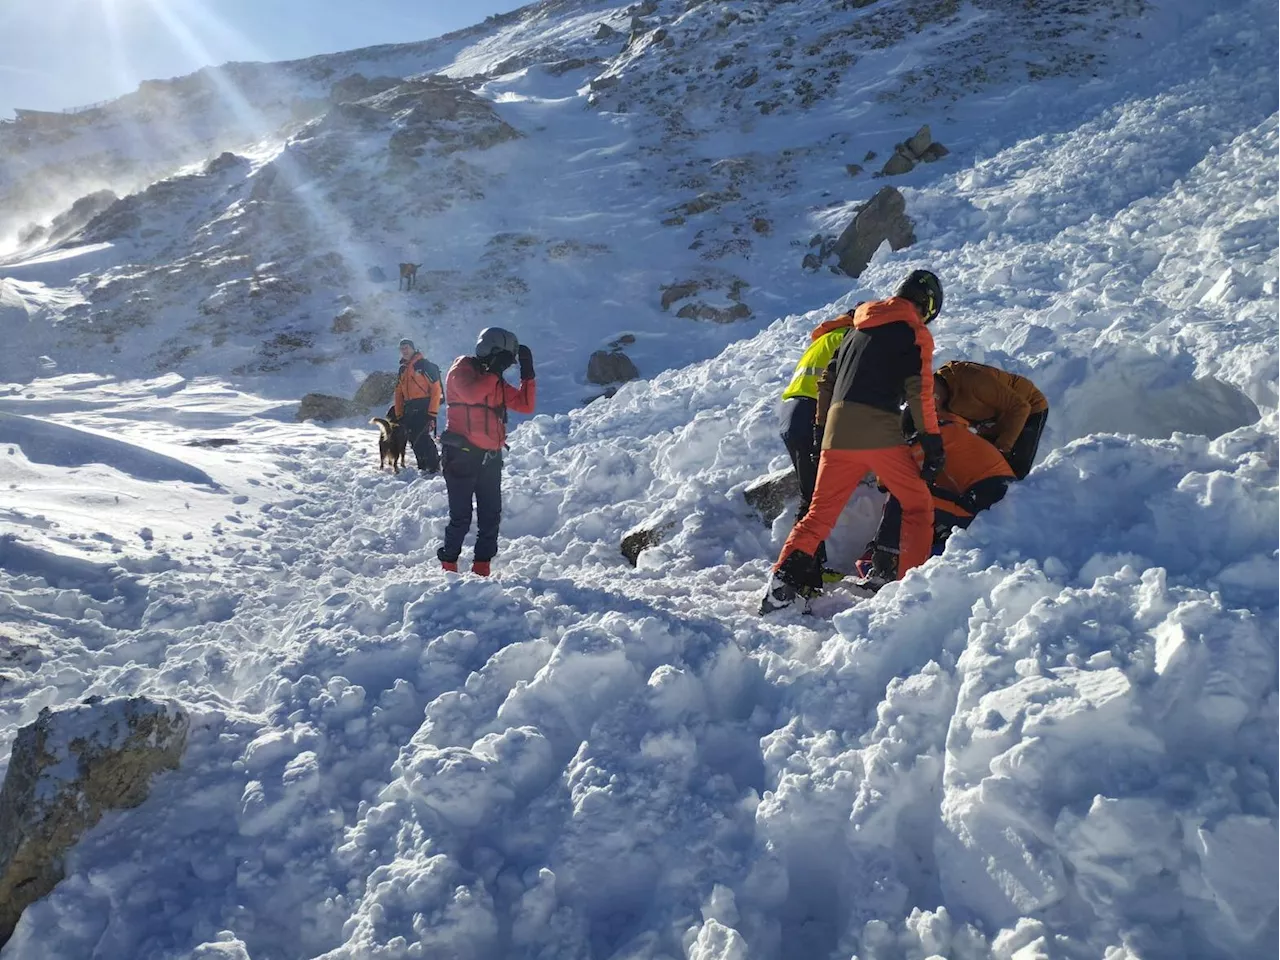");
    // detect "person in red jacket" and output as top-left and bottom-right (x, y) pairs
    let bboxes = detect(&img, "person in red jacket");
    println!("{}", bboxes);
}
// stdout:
(436, 327), (536, 576)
